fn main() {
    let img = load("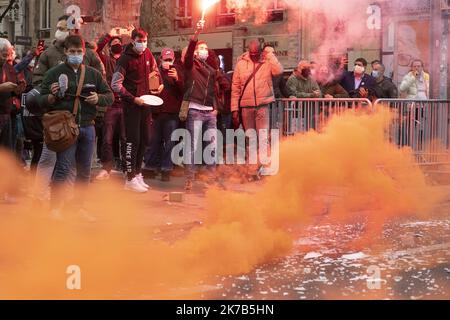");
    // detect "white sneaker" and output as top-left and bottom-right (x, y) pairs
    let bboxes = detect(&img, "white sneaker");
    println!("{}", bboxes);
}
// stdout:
(124, 177), (148, 193)
(136, 173), (150, 189)
(95, 169), (110, 181)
